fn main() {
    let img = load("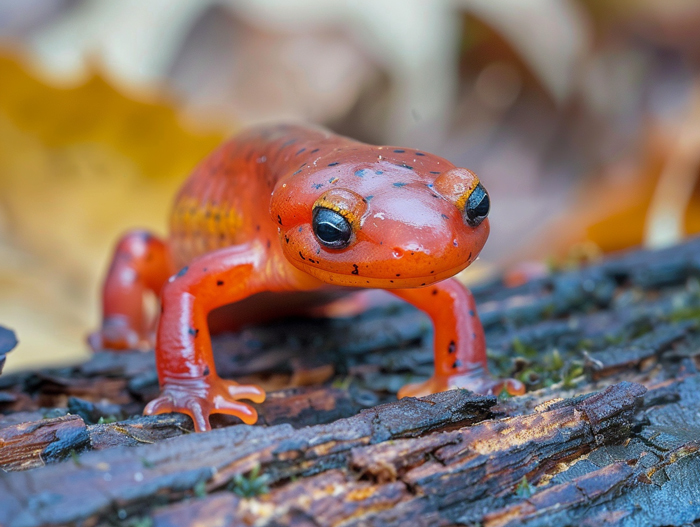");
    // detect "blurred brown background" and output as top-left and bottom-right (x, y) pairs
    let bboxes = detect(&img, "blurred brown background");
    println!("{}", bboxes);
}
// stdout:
(2, 0), (700, 371)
